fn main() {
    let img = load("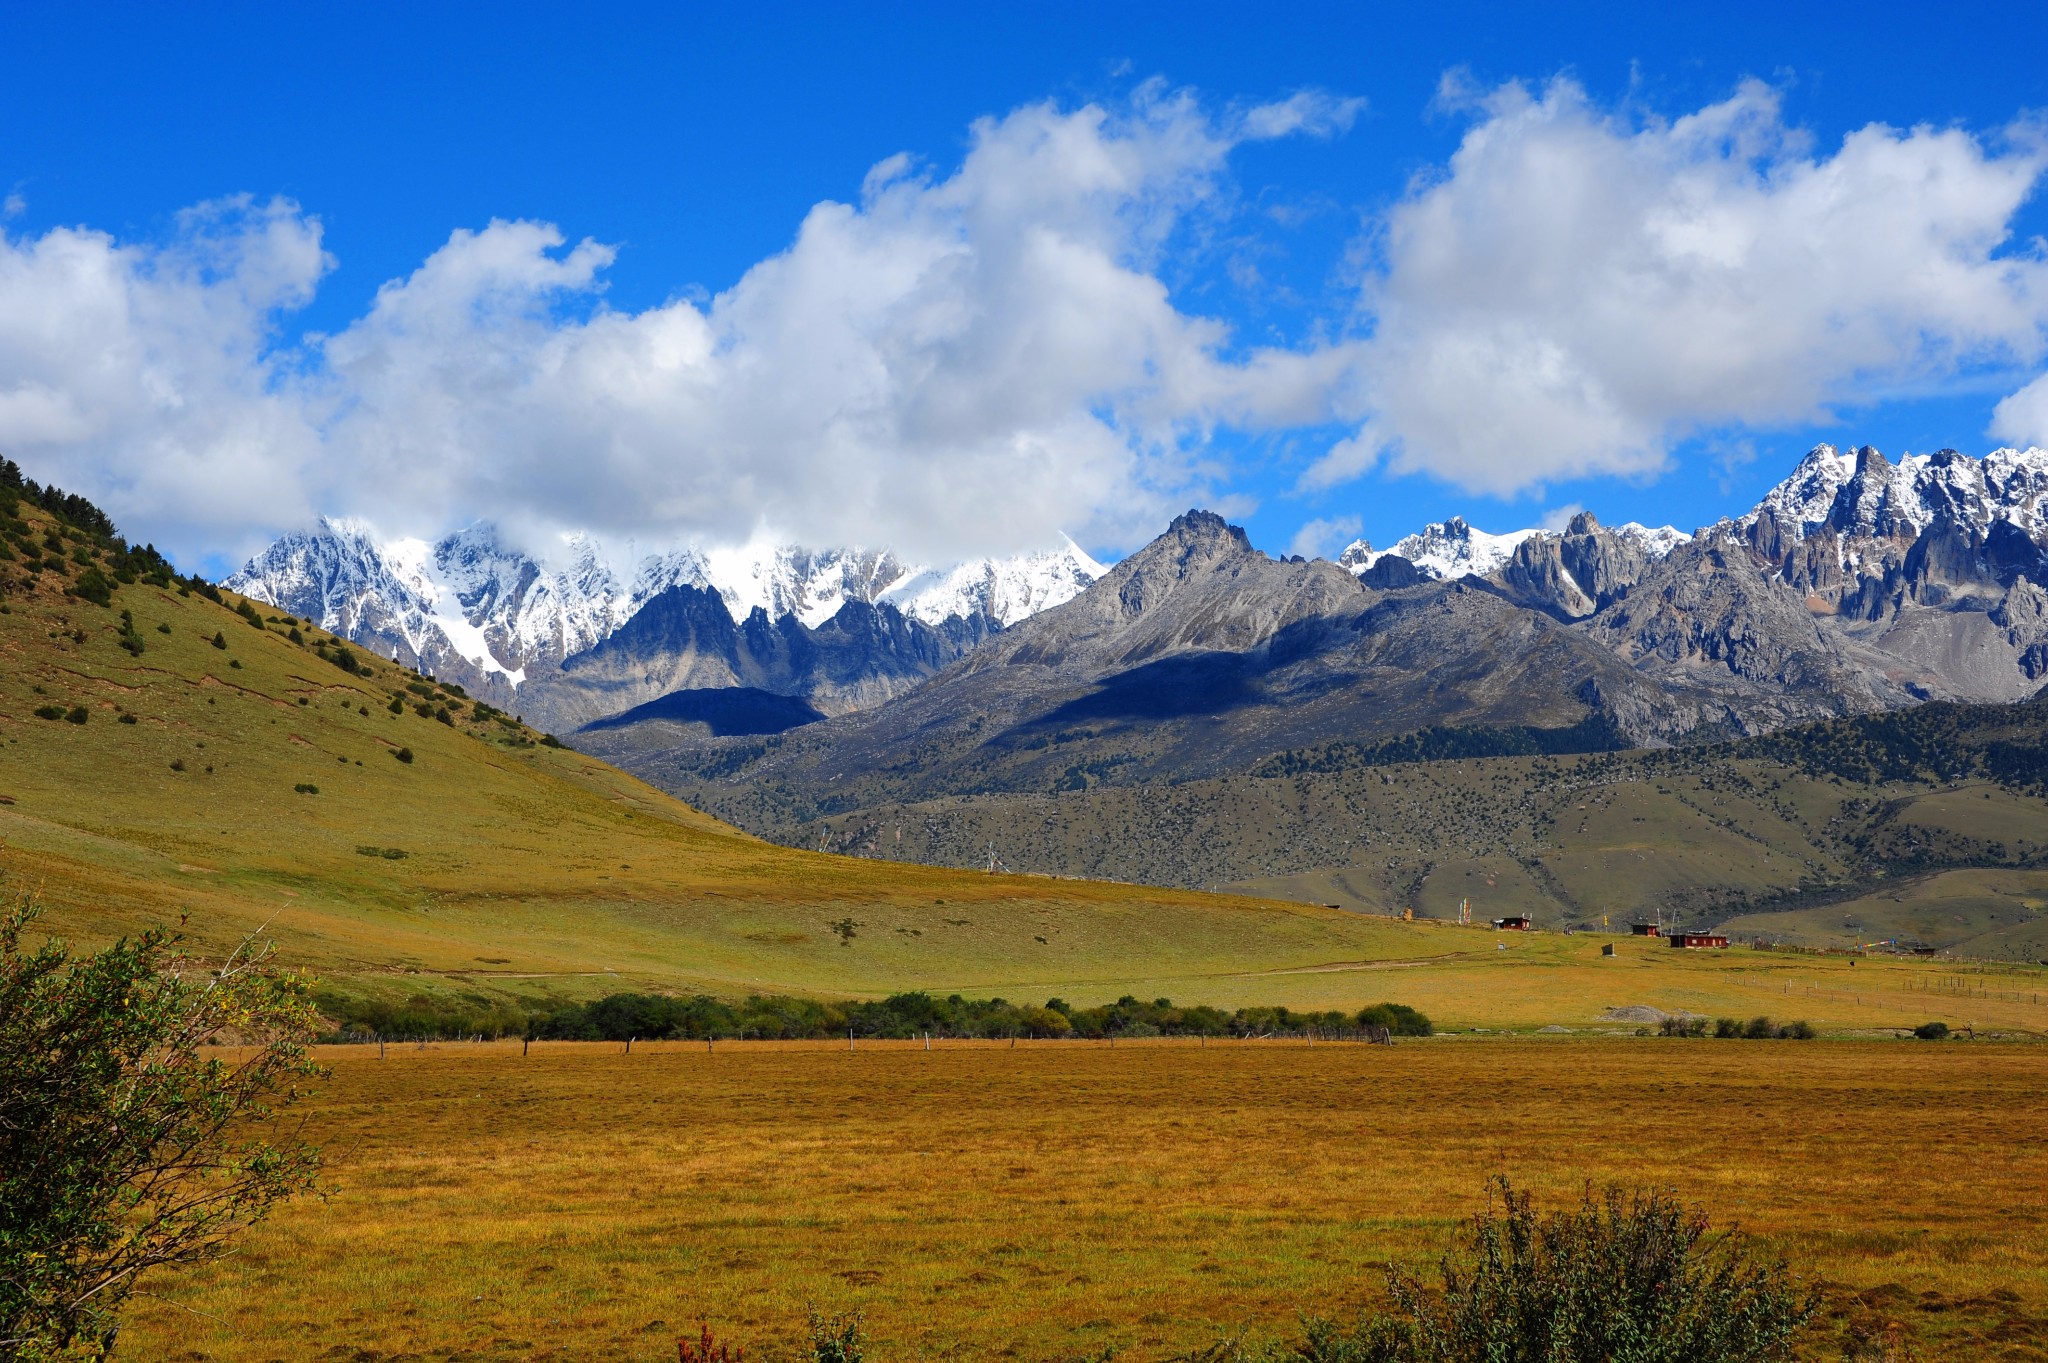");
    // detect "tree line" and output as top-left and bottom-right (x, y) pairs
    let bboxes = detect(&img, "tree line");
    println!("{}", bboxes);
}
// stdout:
(319, 989), (1434, 1043)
